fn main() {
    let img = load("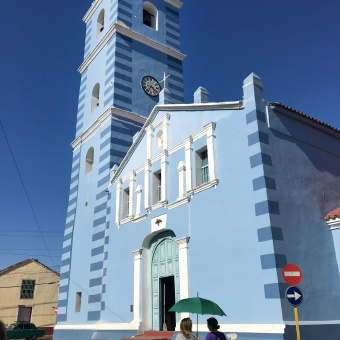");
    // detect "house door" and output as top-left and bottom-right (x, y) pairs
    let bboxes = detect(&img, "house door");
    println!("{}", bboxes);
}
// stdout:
(17, 306), (32, 322)
(151, 238), (179, 331)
